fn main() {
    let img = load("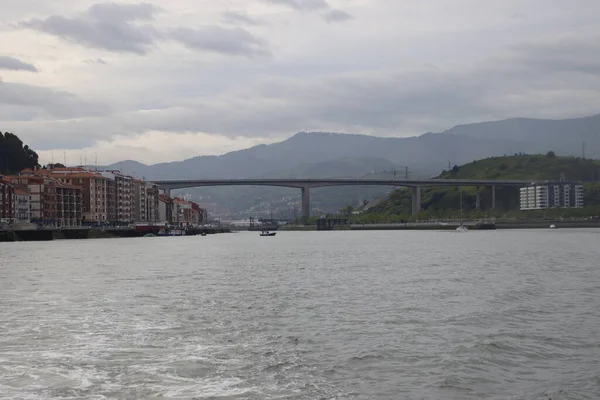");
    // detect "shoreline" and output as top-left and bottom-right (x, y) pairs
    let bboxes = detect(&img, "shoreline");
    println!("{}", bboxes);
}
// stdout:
(280, 220), (600, 231)
(0, 227), (231, 242)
